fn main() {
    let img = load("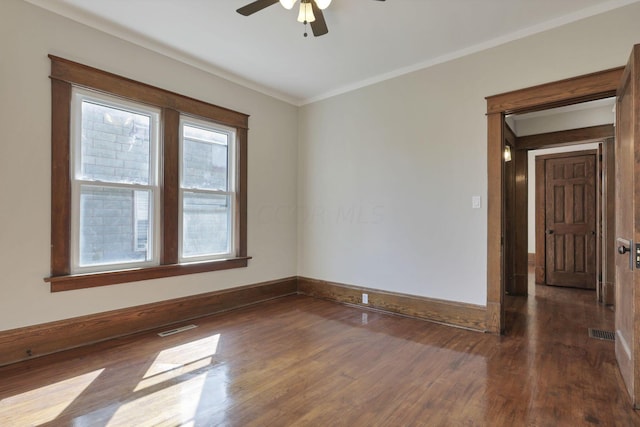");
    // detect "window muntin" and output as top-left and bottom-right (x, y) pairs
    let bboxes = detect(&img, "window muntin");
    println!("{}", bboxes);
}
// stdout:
(179, 118), (236, 261)
(70, 89), (160, 273)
